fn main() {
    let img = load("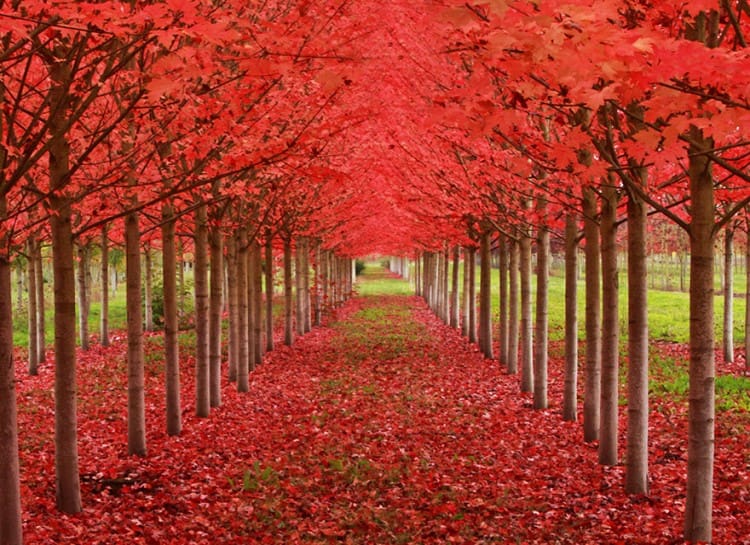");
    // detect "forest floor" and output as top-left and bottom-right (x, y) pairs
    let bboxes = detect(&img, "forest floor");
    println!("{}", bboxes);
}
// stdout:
(16, 267), (750, 544)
